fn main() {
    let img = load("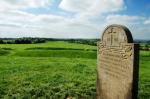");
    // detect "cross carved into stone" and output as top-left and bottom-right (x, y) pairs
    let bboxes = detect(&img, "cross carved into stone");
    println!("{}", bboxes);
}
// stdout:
(108, 28), (116, 45)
